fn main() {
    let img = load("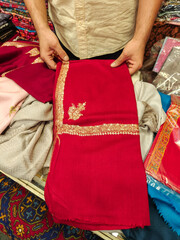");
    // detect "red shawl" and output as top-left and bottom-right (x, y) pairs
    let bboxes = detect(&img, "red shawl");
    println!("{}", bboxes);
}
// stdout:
(0, 41), (55, 103)
(145, 95), (180, 194)
(45, 60), (150, 230)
